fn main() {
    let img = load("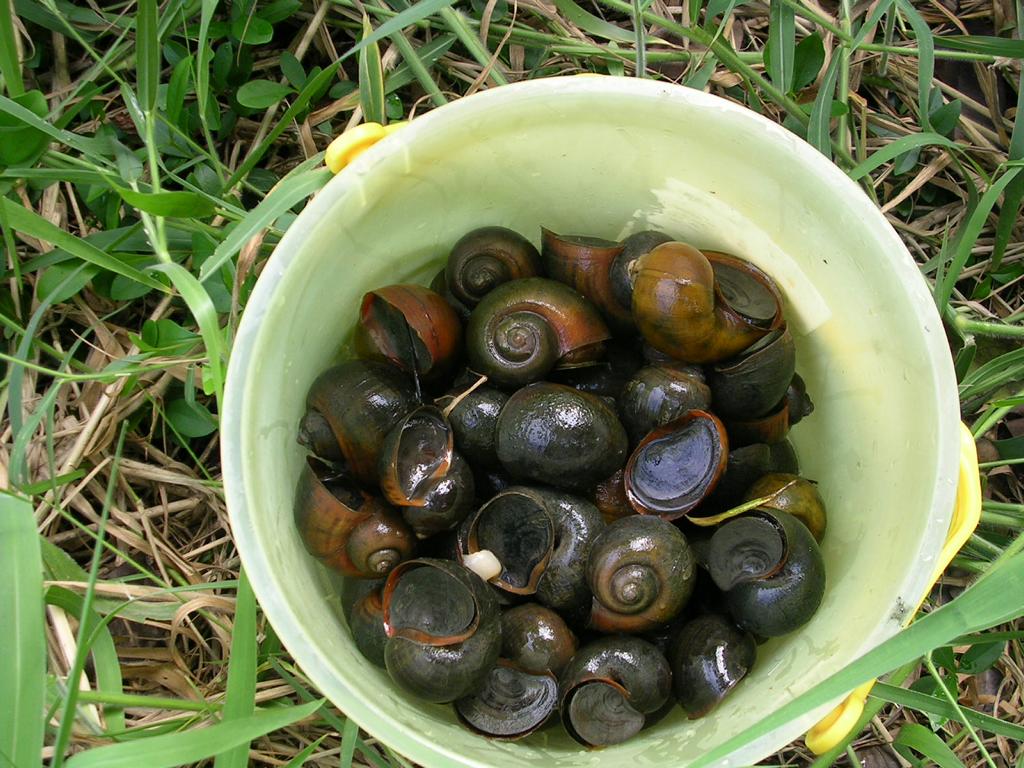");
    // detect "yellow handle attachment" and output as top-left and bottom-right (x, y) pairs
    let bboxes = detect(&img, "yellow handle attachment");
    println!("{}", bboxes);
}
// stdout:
(325, 121), (407, 174)
(804, 422), (981, 754)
